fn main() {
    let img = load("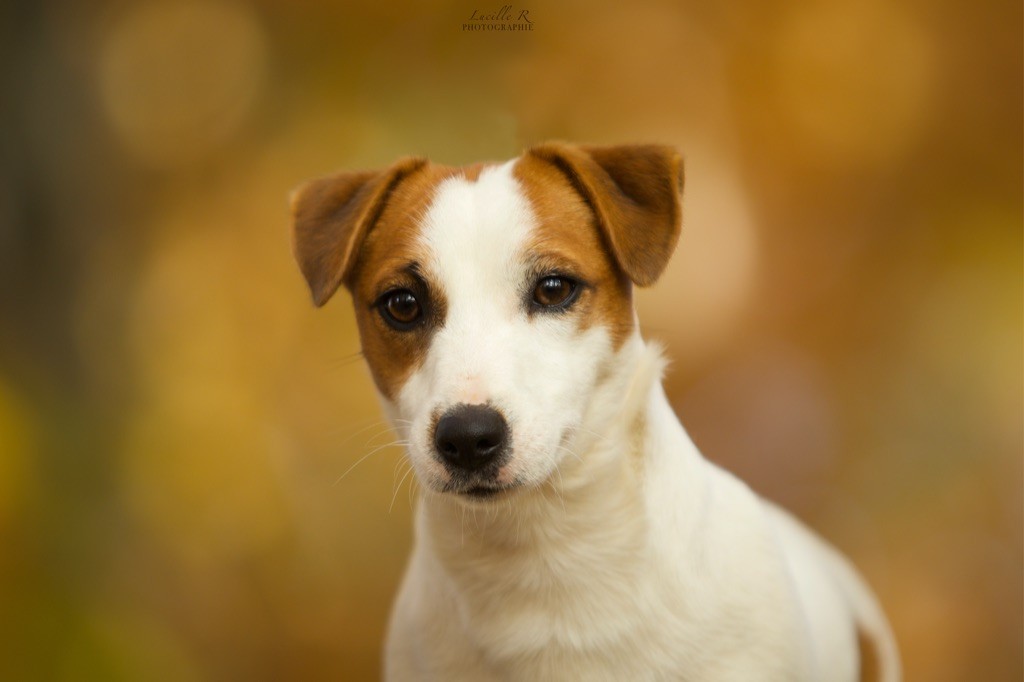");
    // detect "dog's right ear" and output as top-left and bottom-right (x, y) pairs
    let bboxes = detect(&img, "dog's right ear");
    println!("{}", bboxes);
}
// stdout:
(527, 142), (683, 287)
(289, 157), (427, 307)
